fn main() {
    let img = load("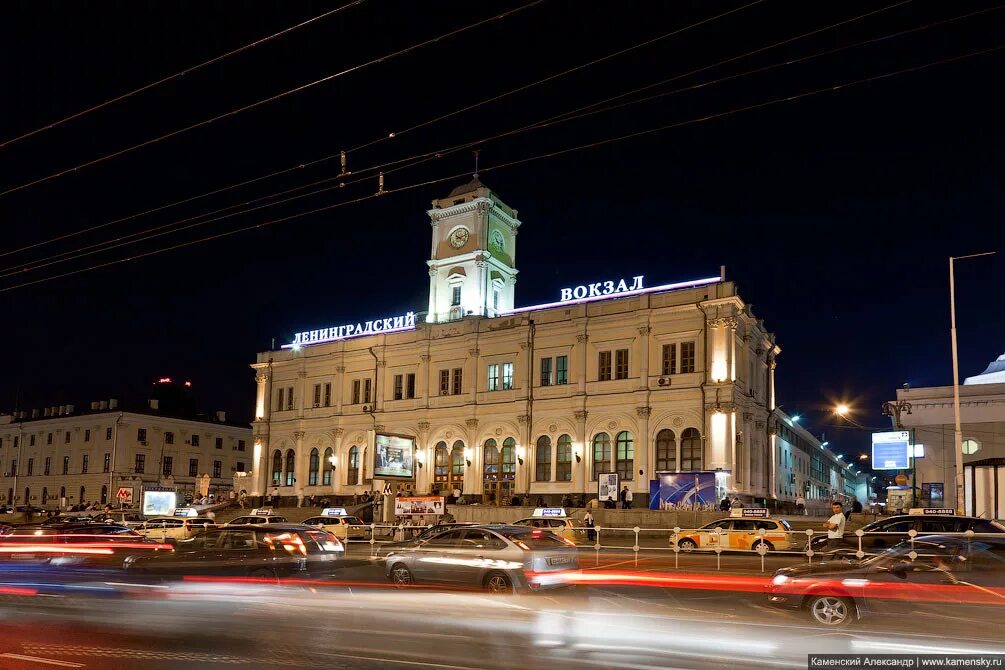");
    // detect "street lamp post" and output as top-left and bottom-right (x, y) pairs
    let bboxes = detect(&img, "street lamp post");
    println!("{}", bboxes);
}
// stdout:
(882, 399), (914, 507)
(949, 252), (995, 515)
